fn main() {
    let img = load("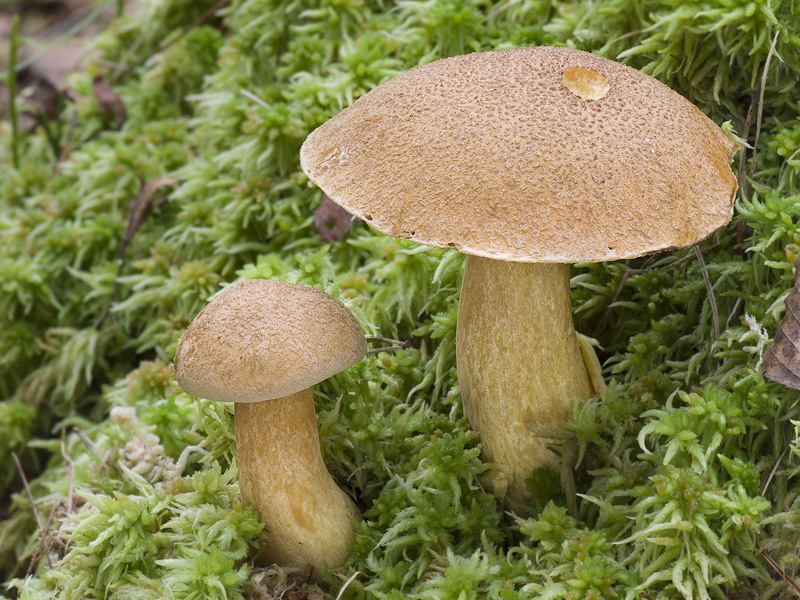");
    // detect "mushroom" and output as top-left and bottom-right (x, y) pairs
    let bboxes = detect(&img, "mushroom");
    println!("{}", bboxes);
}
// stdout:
(173, 278), (364, 571)
(299, 46), (739, 512)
